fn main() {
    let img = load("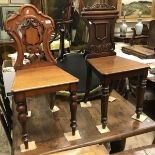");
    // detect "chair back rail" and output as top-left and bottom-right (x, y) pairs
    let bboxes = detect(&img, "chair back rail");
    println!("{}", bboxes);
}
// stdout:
(5, 4), (56, 70)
